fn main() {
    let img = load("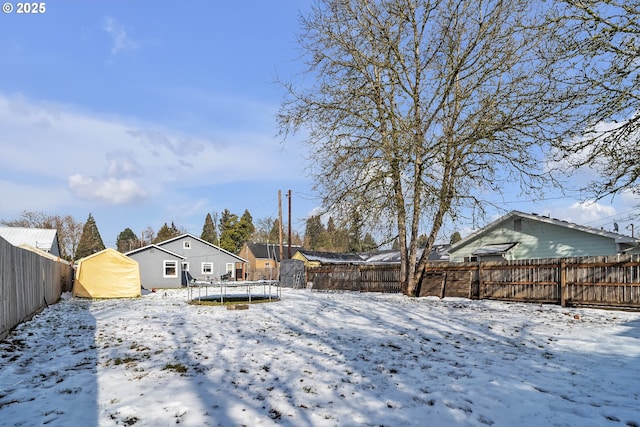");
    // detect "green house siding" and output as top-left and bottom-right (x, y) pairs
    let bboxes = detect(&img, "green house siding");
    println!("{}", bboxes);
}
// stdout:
(449, 216), (620, 262)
